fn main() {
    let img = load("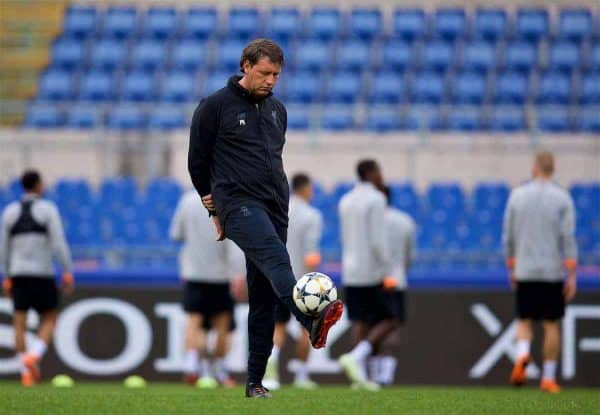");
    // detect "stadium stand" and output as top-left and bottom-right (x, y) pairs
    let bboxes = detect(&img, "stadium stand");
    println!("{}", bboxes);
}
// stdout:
(21, 4), (599, 132)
